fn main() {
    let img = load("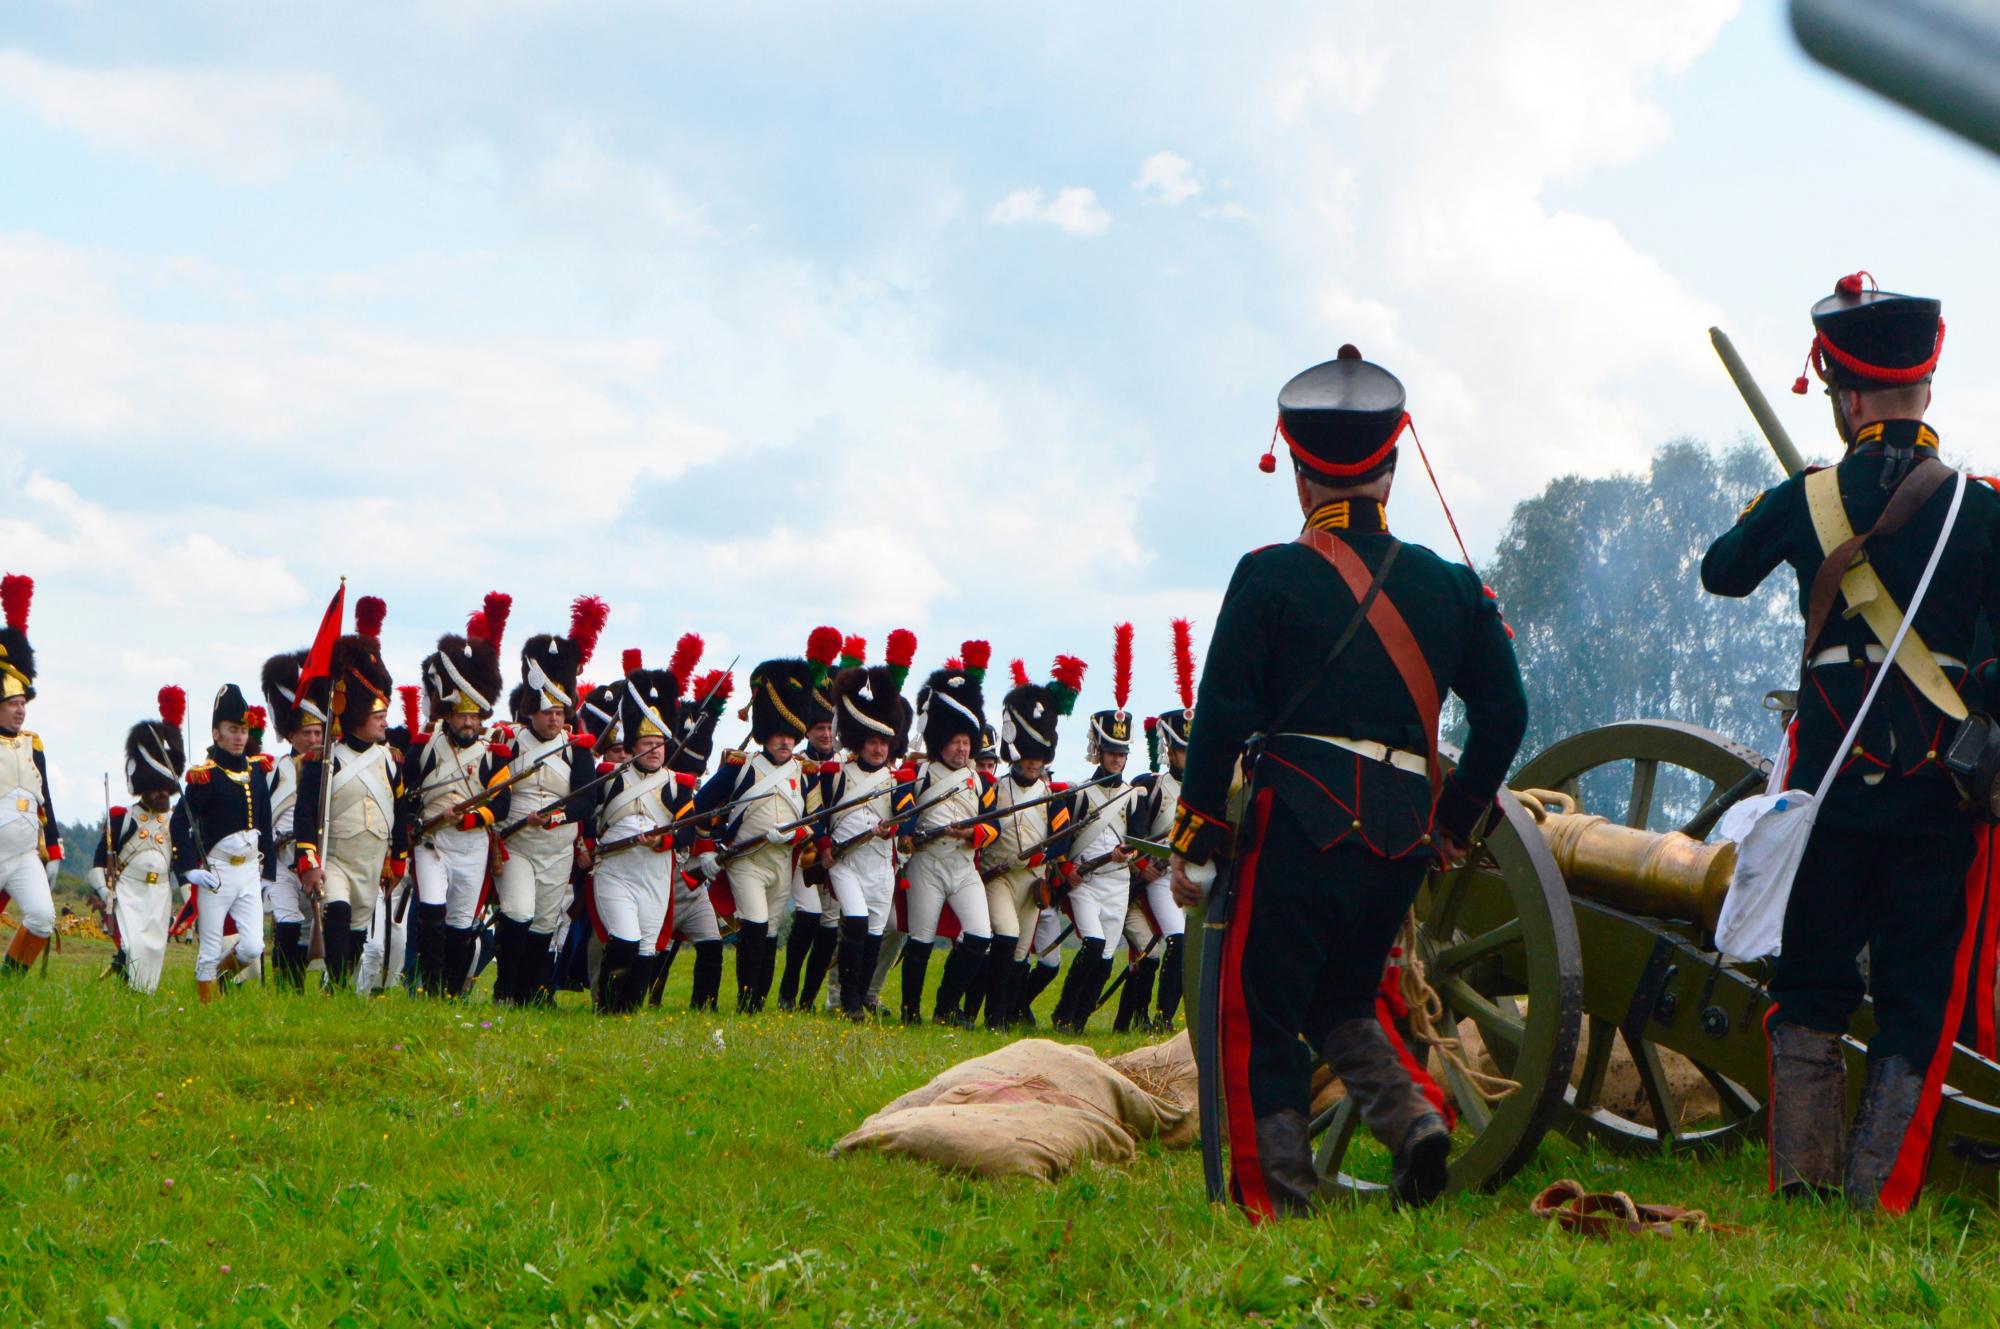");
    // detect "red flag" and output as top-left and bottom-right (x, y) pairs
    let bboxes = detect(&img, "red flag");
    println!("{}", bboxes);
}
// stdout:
(298, 583), (346, 688)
